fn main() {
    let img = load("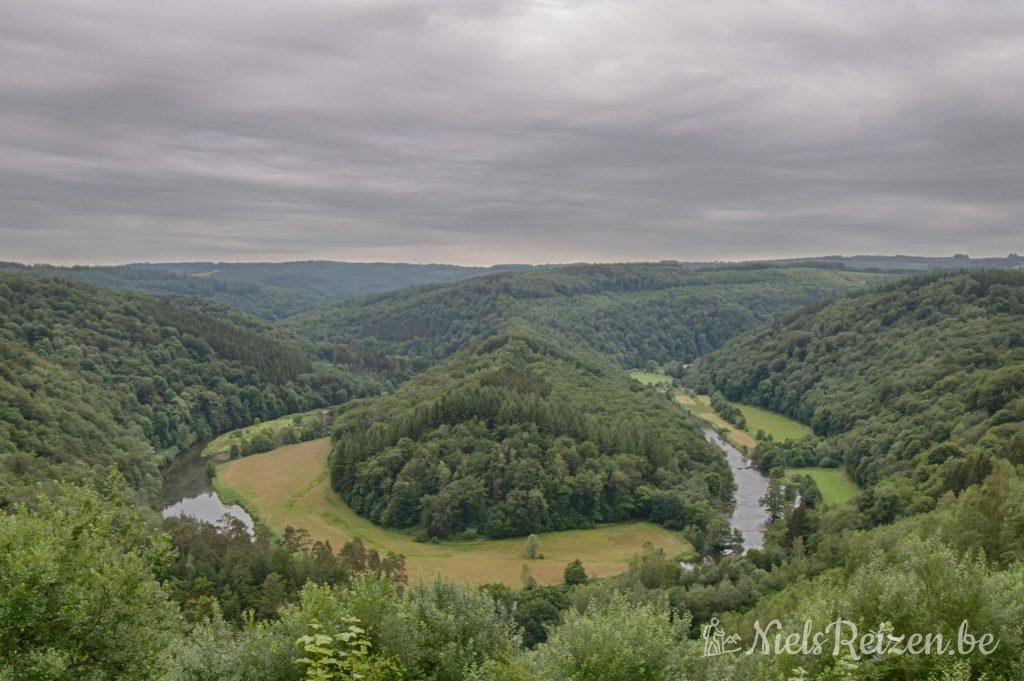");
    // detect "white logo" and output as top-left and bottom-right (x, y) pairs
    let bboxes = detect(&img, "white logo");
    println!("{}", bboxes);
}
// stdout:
(700, 618), (999, 658)
(701, 617), (743, 657)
